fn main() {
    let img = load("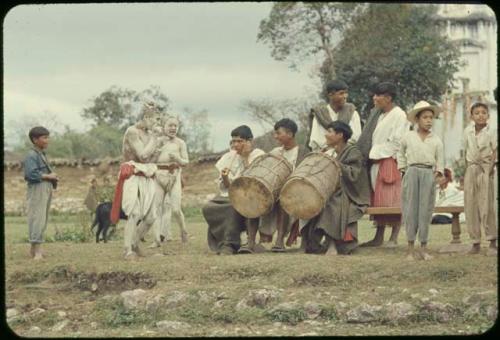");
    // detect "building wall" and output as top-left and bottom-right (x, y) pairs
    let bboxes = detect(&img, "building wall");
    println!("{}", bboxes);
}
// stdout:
(434, 4), (497, 167)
